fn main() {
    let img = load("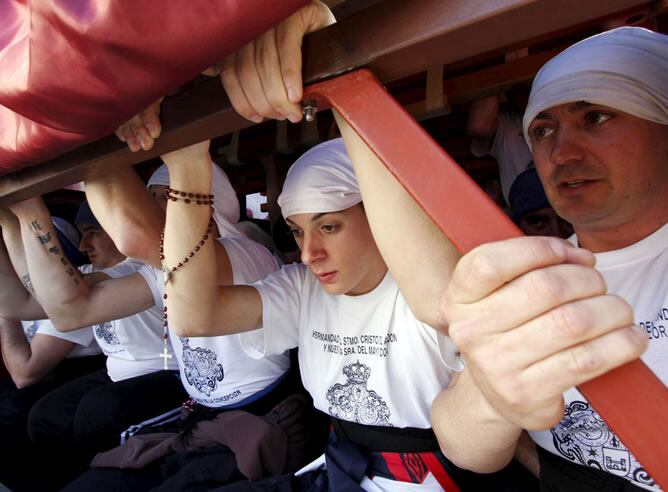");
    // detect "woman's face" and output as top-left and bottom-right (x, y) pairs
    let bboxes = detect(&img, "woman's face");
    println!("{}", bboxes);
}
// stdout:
(286, 204), (387, 296)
